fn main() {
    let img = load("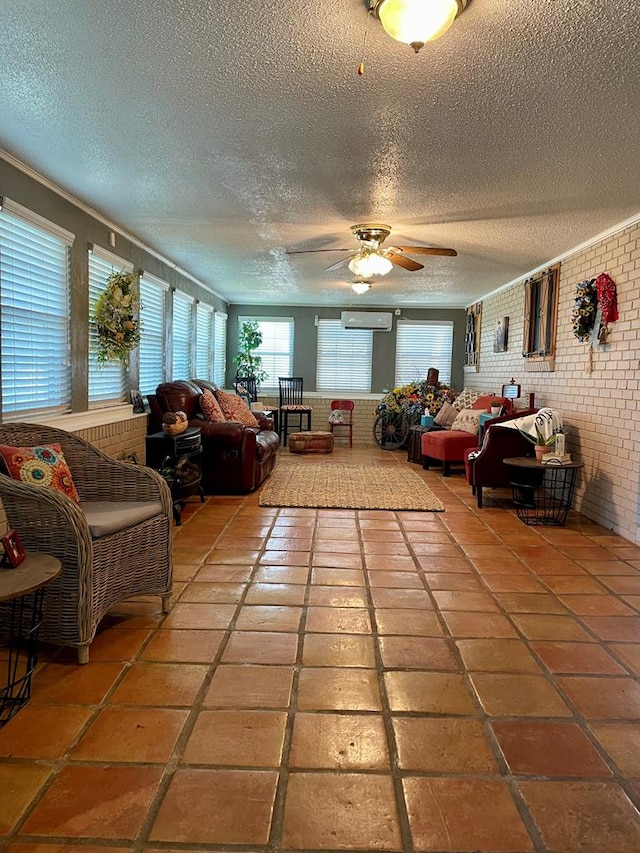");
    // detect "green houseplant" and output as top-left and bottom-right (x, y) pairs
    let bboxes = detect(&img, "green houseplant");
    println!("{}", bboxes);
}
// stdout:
(233, 320), (268, 387)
